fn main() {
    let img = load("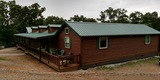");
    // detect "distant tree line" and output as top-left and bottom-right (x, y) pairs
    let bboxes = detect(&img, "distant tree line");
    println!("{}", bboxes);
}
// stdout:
(0, 1), (45, 47)
(0, 1), (160, 47)
(97, 7), (160, 31)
